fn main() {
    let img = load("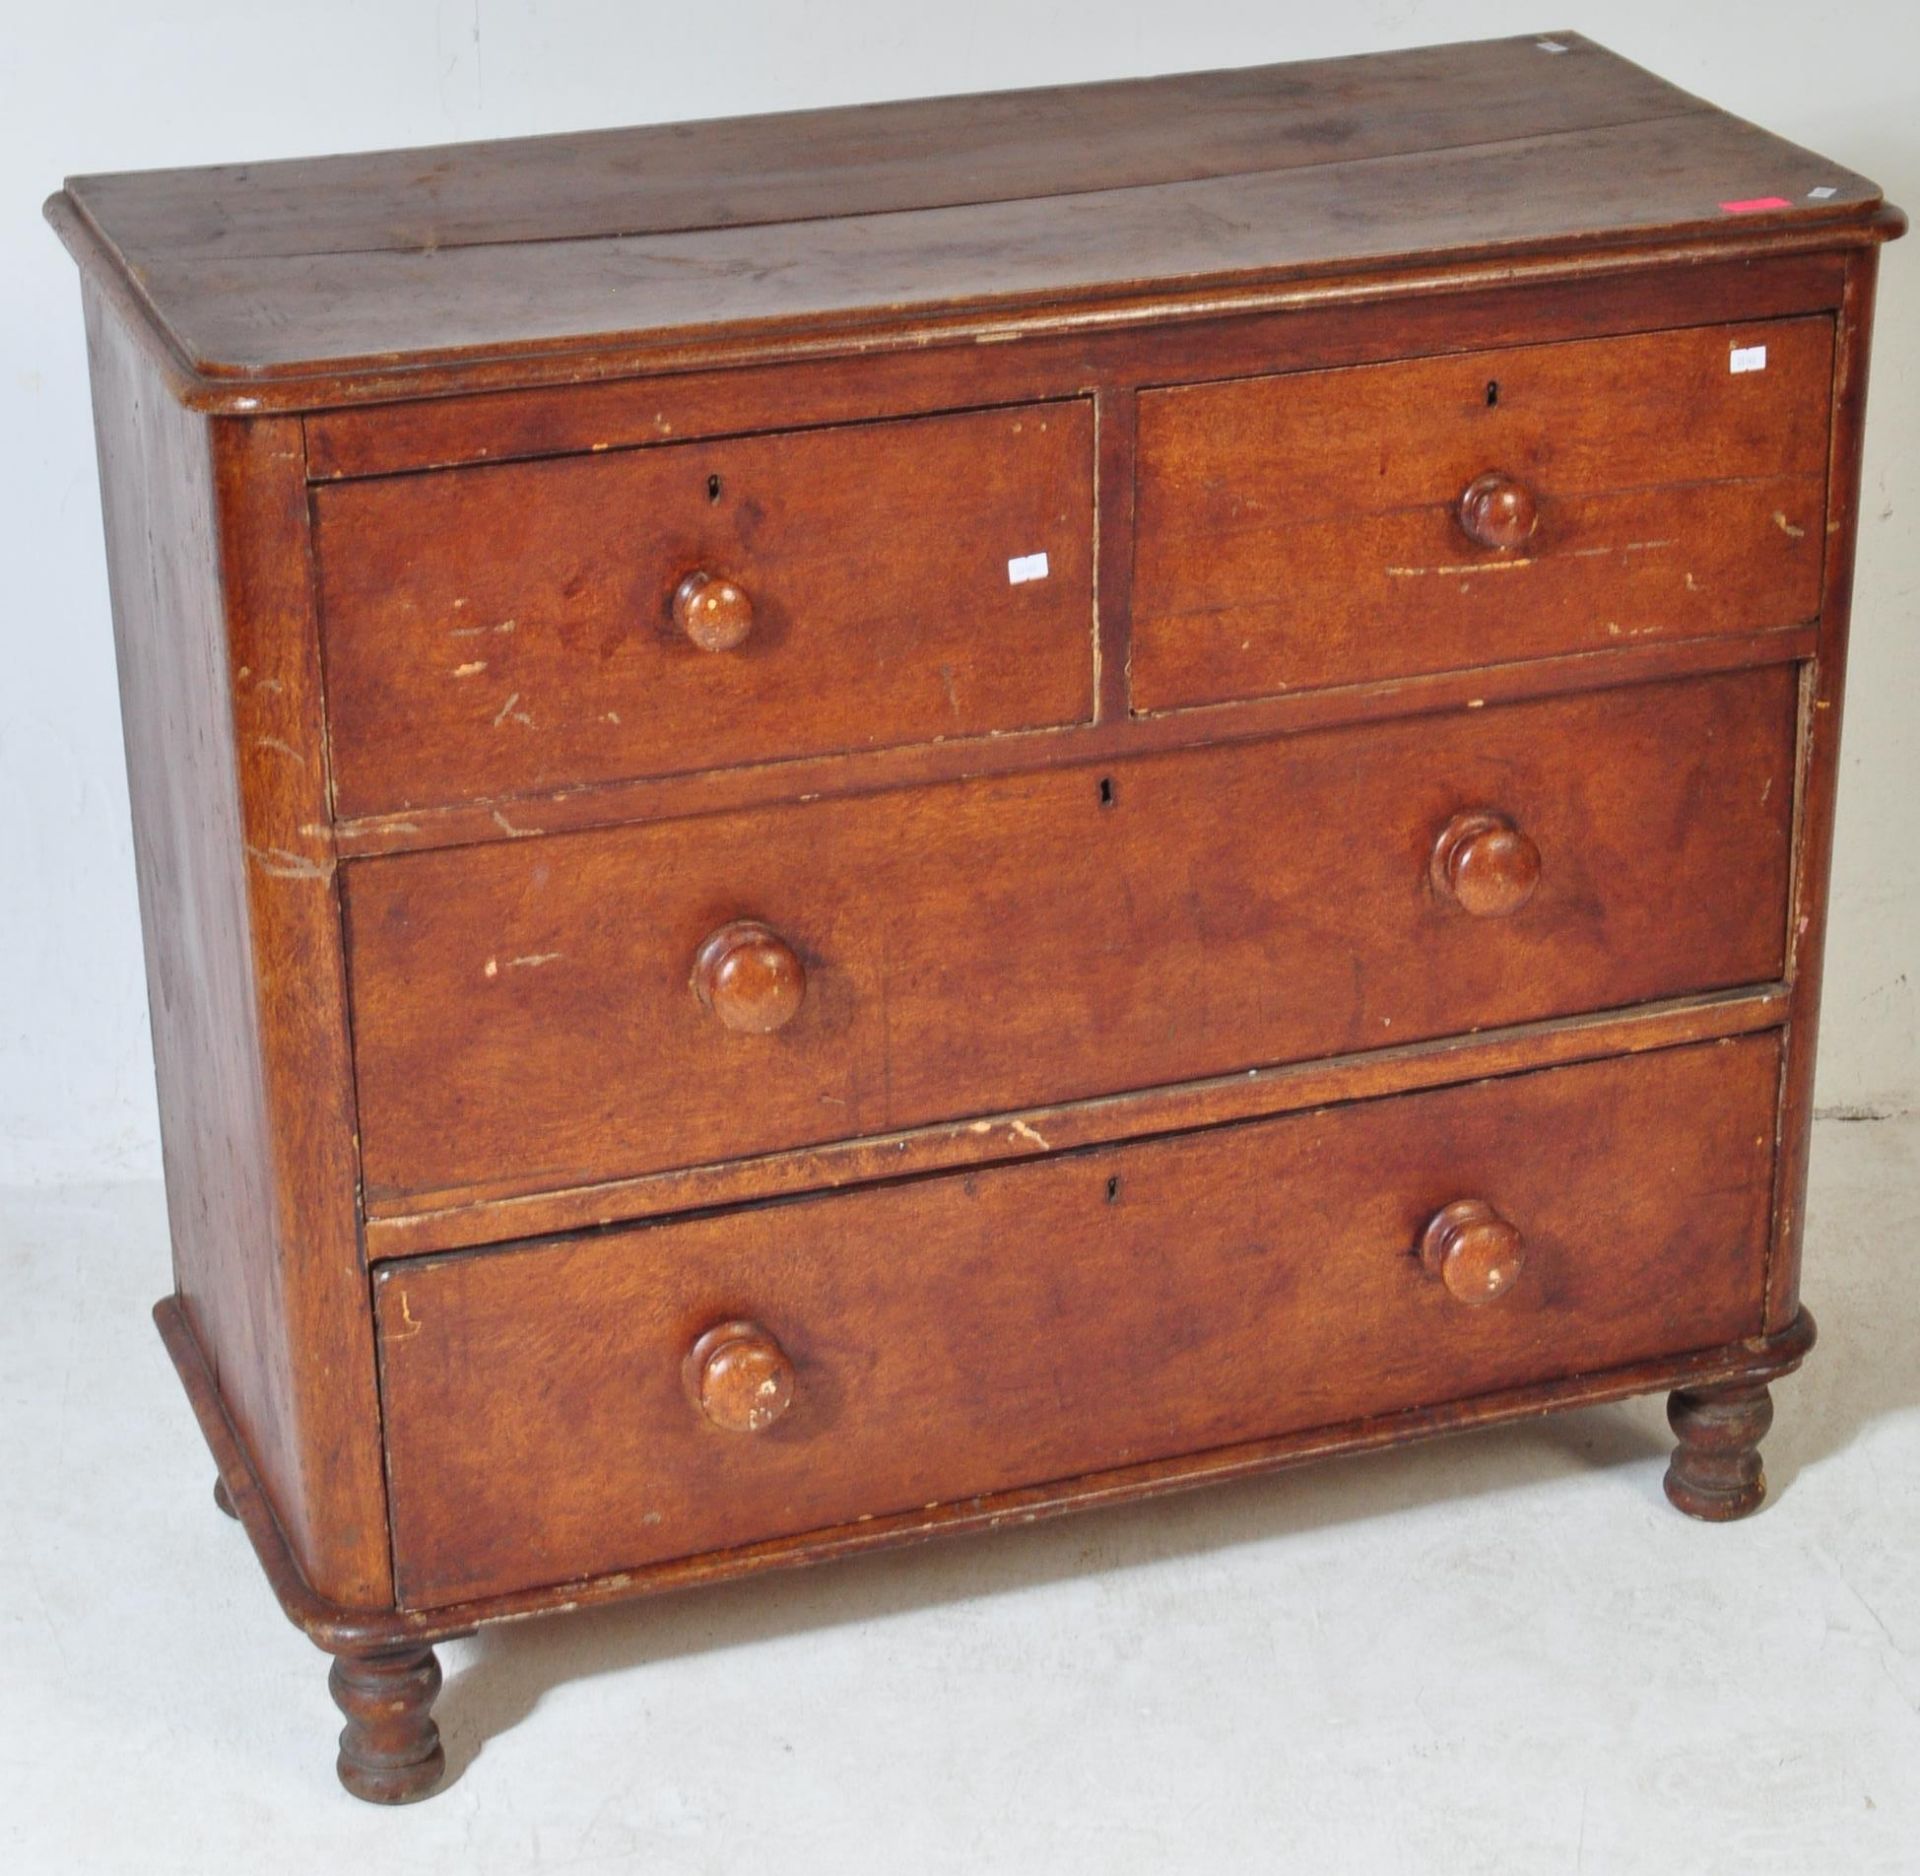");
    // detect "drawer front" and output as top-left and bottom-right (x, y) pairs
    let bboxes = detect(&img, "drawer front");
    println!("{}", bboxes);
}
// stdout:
(376, 1035), (1781, 1606)
(346, 667), (1796, 1210)
(1132, 319), (1831, 713)
(314, 402), (1096, 816)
